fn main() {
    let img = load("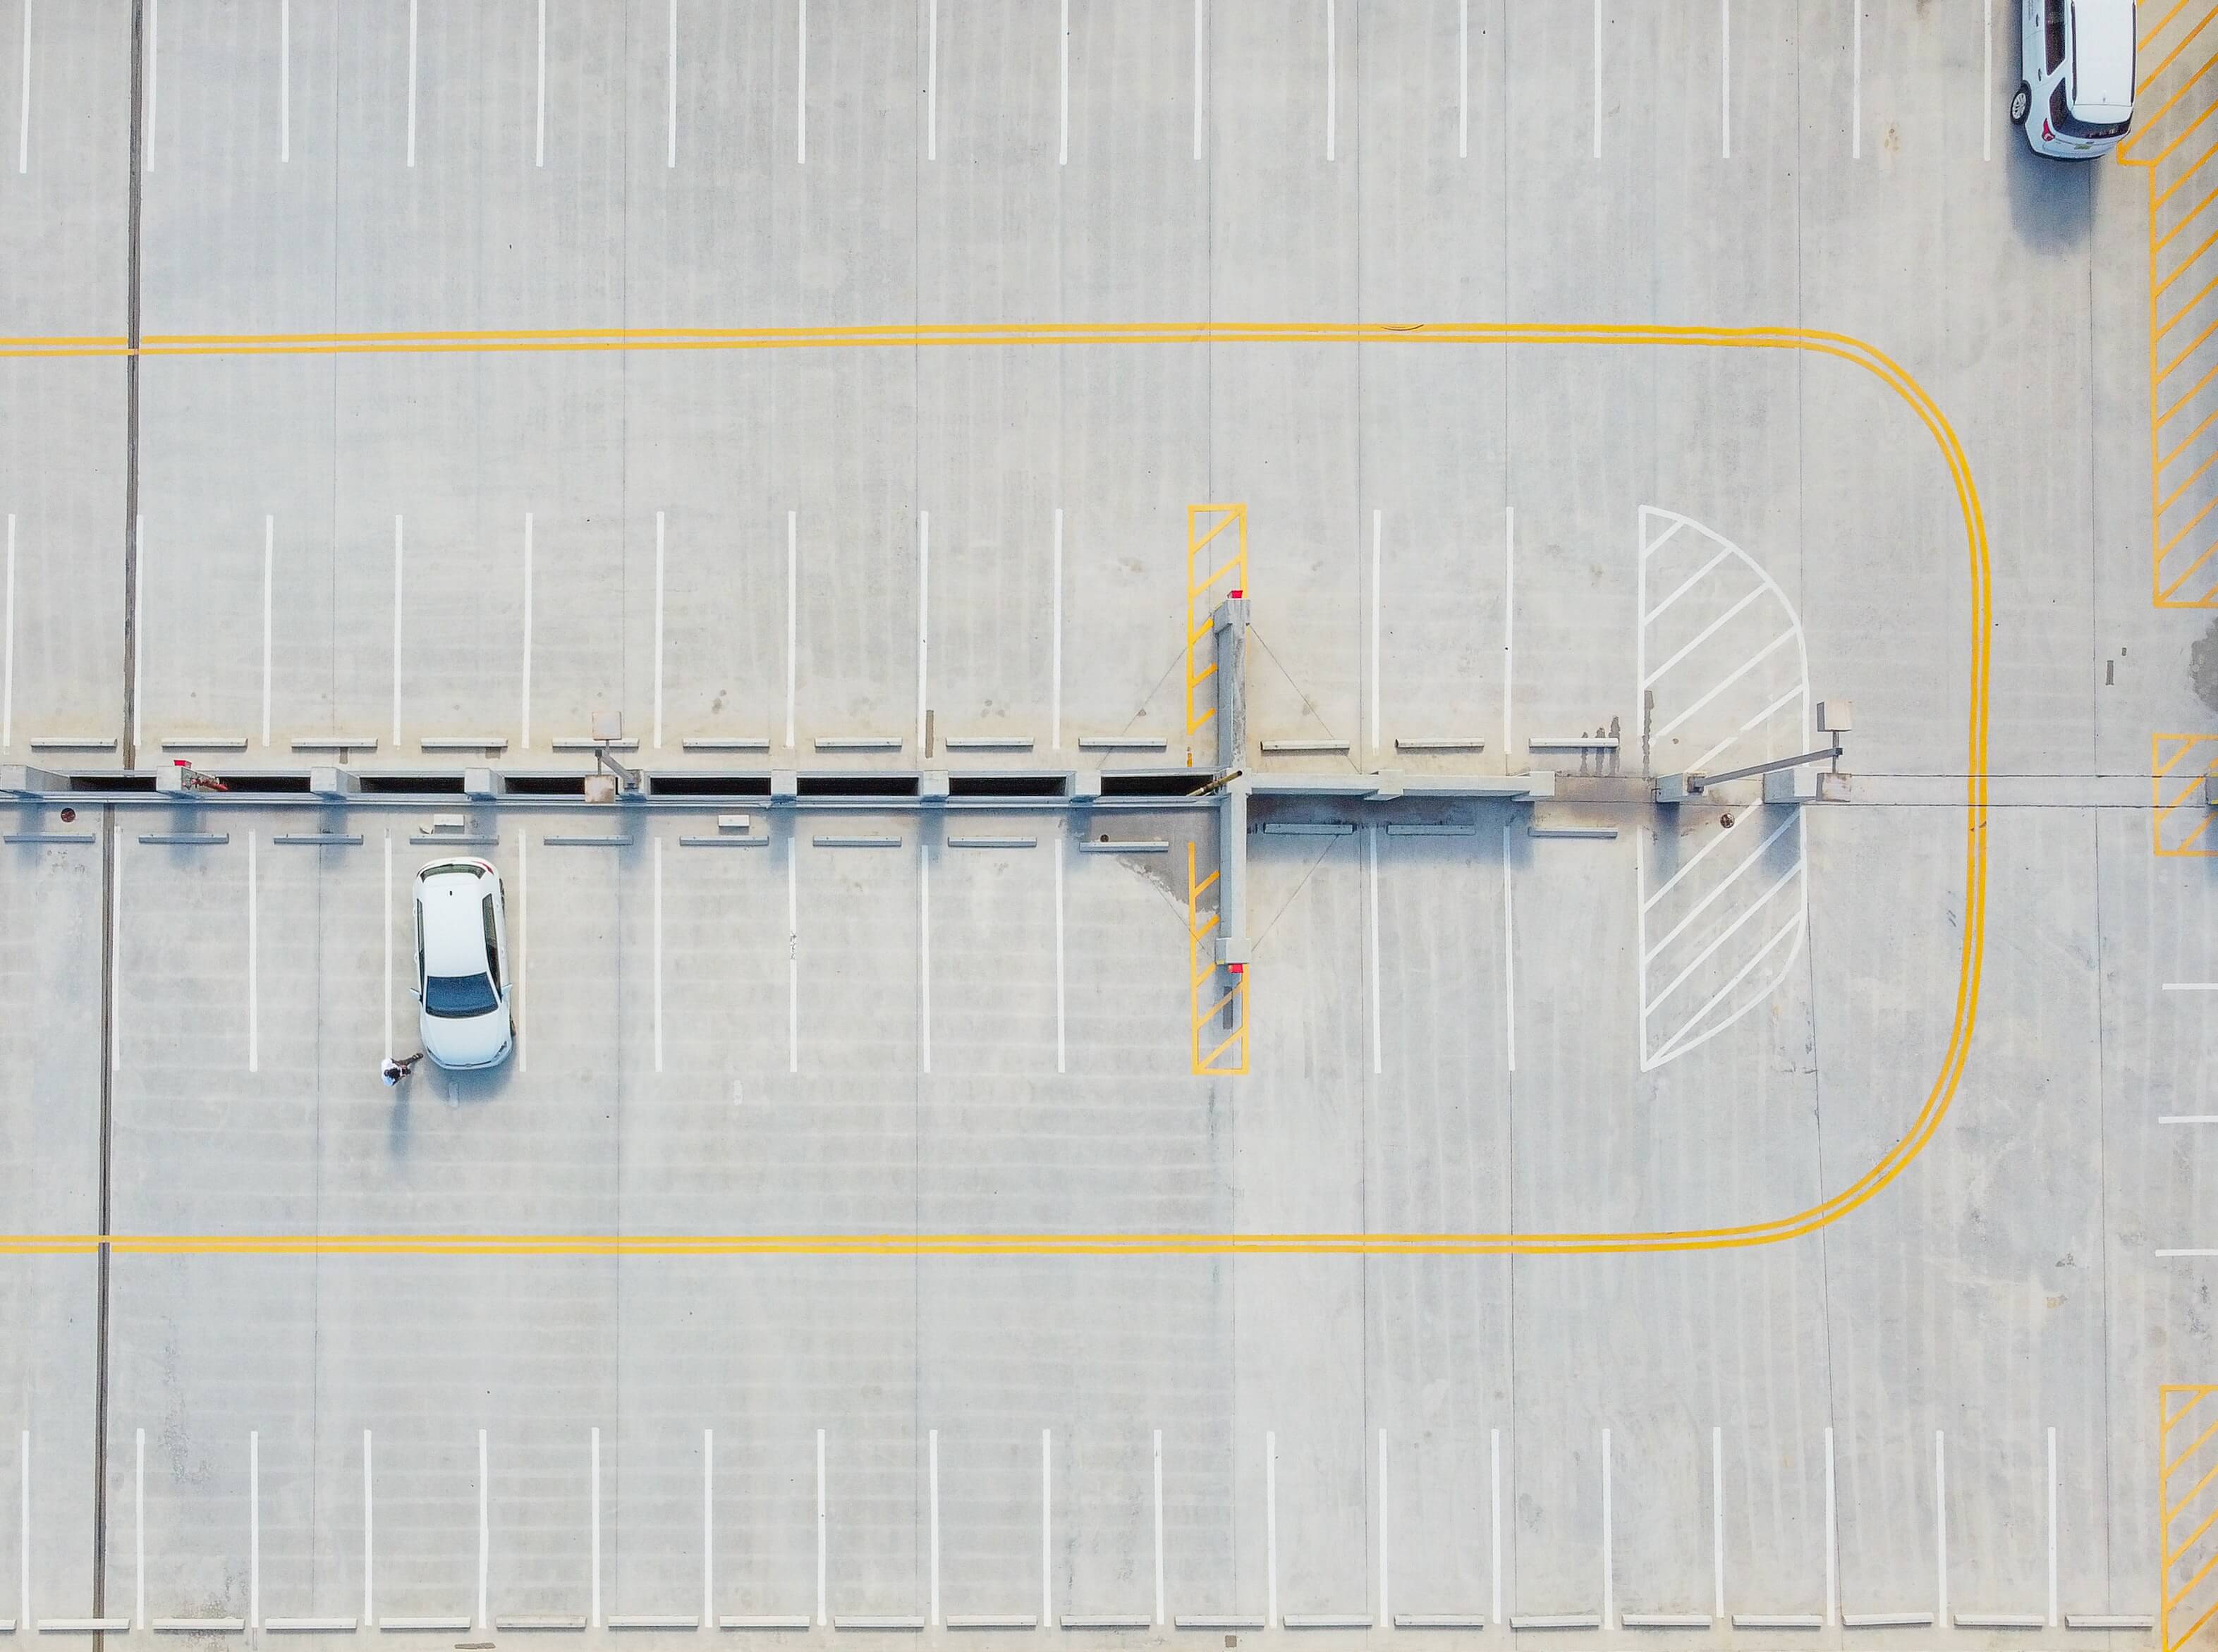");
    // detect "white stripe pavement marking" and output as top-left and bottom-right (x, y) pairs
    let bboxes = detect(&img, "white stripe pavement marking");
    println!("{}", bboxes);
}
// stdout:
(1324, 0), (1336, 160)
(590, 1429), (602, 1629)
(1040, 1431), (1052, 1629)
(262, 516), (274, 746)
(1645, 909), (1804, 1069)
(109, 833), (124, 1072)
(17, 1431), (26, 1629)
(2047, 1427), (2058, 1628)
(1458, 0), (1468, 158)
(2161, 1115), (2218, 1124)
(916, 511), (930, 752)
(1368, 509), (1382, 756)
(1719, 0), (1730, 157)
(1367, 826), (1382, 1075)
(1501, 823), (1516, 1072)
(666, 0), (677, 166)
(653, 511), (665, 749)
(702, 1431), (714, 1628)
(925, 0), (937, 160)
(1053, 838), (1066, 1074)
(1639, 510), (1686, 561)
(1600, 1429), (1612, 1631)
(1645, 859), (1803, 1014)
(364, 1430), (374, 1628)
(1642, 585), (1768, 690)
(1057, 0), (1068, 164)
(1983, 0), (1994, 161)
(15, 0), (28, 173)
(3, 513), (15, 749)
(250, 1432), (261, 1630)
(517, 833), (529, 1072)
(1823, 1428), (1835, 1625)
(786, 511), (798, 748)
(2157, 1249), (2218, 1256)
(135, 1429), (145, 1629)
(520, 513), (534, 749)
(1265, 1431), (1278, 1628)
(2163, 982), (2218, 990)
(1501, 506), (1515, 759)
(534, 0), (546, 166)
(1590, 0), (1601, 157)
(1643, 805), (1756, 911)
(1051, 508), (1064, 749)
(787, 845), (799, 1072)
(927, 1431), (941, 1627)
(1934, 1431), (1946, 1627)
(132, 515), (144, 754)
(1711, 1428), (1724, 1620)
(1378, 1429), (1390, 1626)
(143, 0), (156, 171)
(1153, 1428), (1171, 1623)
(653, 836), (664, 1074)
(382, 831), (393, 1060)
(405, 0), (418, 166)
(1489, 1428), (1501, 1626)
(919, 837), (932, 1075)
(815, 1431), (827, 1625)
(248, 833), (260, 1072)
(390, 516), (403, 747)
(1851, 0), (1862, 159)
(796, 0), (807, 162)
(279, 0), (289, 161)
(1193, 0), (1204, 159)
(1652, 628), (1797, 742)
(477, 1431), (489, 1630)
